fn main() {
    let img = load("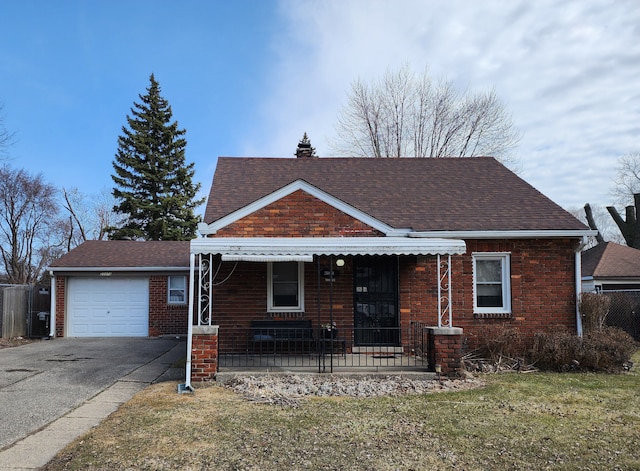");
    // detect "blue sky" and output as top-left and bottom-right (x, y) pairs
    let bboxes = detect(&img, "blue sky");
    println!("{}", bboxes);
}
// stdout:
(1, 0), (639, 214)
